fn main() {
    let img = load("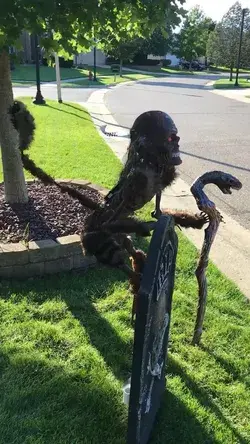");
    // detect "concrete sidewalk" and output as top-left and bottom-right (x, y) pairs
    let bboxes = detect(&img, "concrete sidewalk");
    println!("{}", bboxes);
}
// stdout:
(210, 84), (250, 104)
(82, 88), (250, 300)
